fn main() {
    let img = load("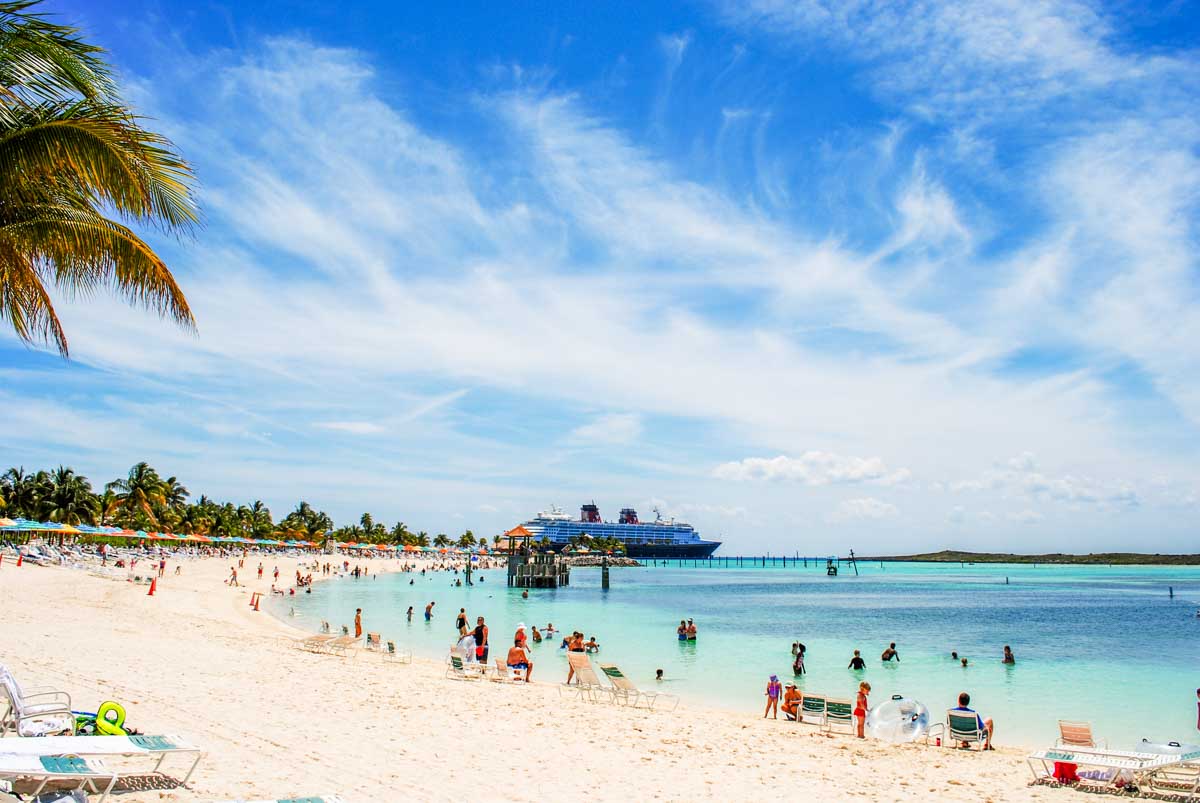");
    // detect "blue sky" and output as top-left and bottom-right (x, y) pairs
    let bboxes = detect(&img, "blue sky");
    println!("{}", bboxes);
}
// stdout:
(3, 0), (1199, 552)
